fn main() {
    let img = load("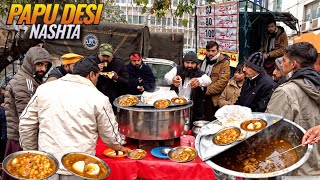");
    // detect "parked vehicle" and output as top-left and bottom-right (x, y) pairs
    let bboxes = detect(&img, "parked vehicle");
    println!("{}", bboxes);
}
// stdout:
(143, 58), (177, 87)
